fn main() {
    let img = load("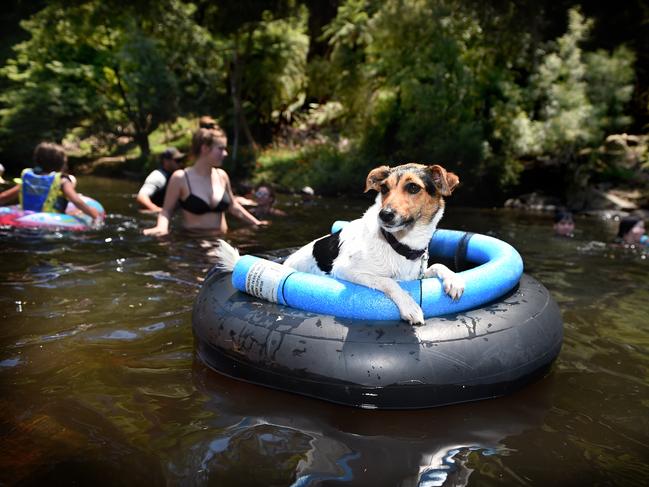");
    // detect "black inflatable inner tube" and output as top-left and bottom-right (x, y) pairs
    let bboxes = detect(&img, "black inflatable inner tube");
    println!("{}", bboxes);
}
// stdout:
(192, 259), (563, 409)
